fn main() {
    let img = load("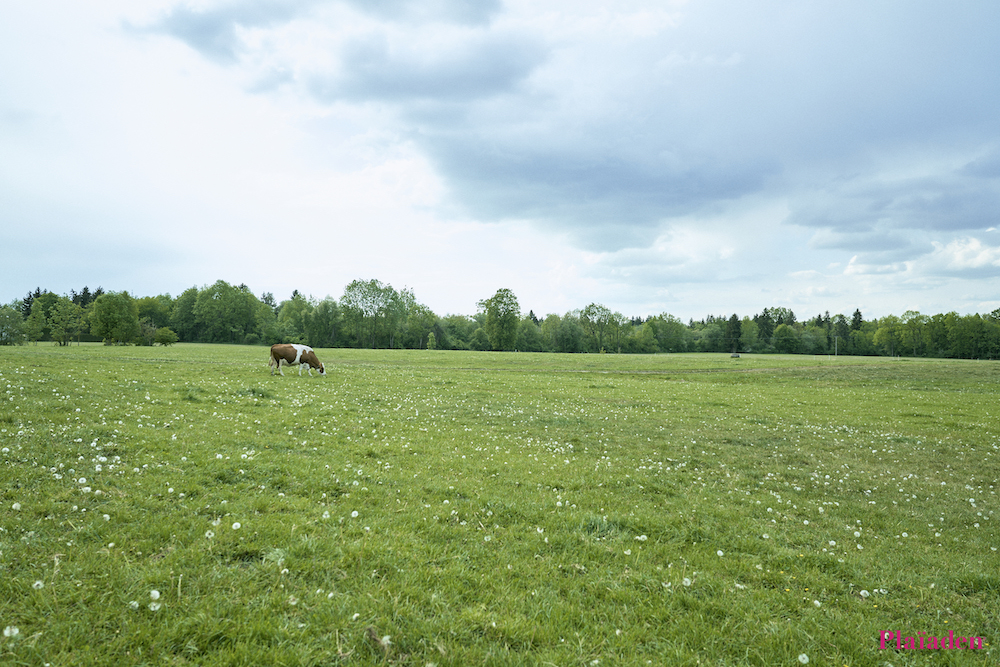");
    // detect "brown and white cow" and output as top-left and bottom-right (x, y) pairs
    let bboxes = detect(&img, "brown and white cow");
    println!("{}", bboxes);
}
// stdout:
(269, 344), (326, 377)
